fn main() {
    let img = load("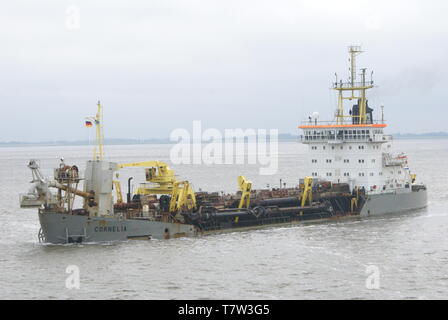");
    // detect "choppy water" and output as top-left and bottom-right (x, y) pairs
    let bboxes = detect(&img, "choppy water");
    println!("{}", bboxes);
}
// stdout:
(0, 140), (447, 299)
